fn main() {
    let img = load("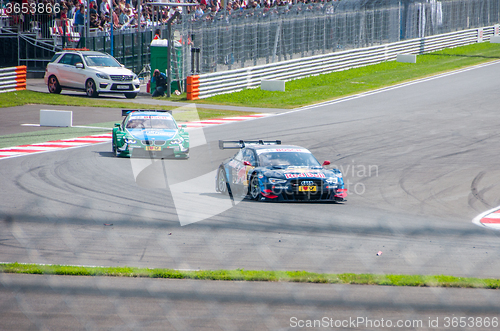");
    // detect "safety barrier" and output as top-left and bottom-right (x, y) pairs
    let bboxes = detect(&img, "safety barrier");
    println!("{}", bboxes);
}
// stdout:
(0, 66), (27, 93)
(190, 26), (497, 99)
(186, 75), (200, 100)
